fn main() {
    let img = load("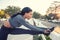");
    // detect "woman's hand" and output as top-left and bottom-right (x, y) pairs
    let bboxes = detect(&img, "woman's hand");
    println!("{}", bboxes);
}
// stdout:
(43, 29), (51, 36)
(44, 29), (51, 33)
(3, 20), (11, 28)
